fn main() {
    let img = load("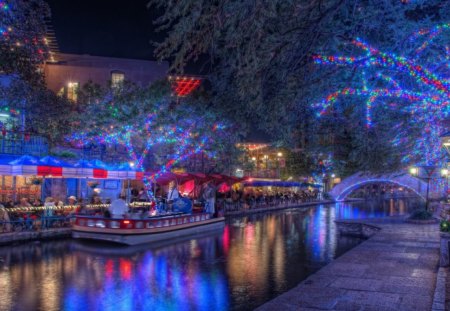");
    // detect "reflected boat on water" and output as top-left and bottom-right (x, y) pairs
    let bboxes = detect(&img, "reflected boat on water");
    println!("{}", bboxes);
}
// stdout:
(0, 199), (417, 311)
